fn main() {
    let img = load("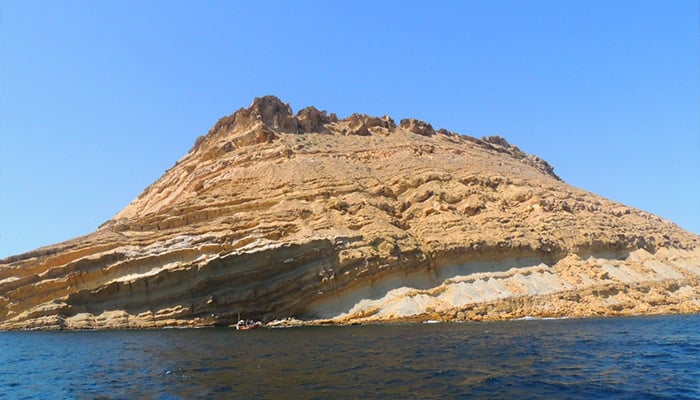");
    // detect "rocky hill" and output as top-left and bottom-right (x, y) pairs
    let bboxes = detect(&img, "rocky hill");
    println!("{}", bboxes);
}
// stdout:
(1, 96), (698, 330)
